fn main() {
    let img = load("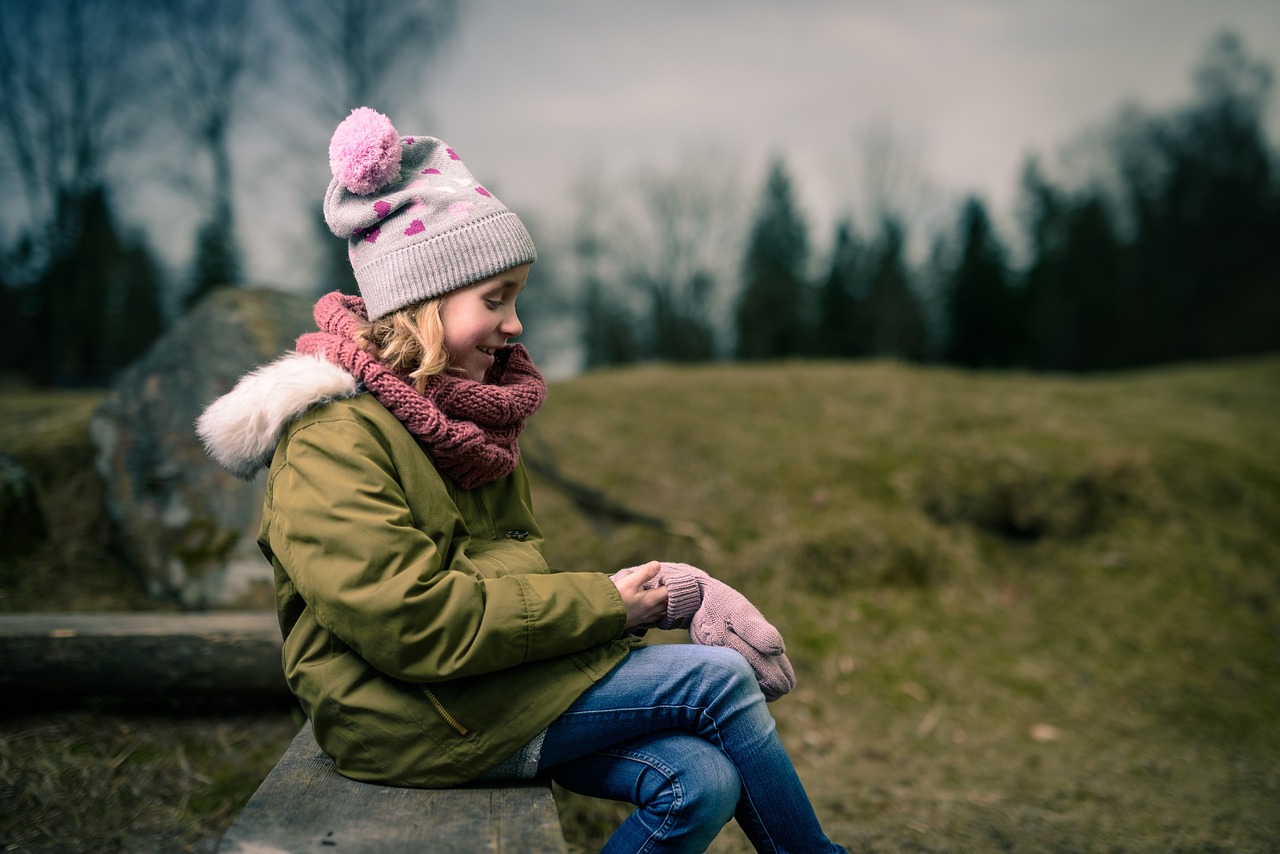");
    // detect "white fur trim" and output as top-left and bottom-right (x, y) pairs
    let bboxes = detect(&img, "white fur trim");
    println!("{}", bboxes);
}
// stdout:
(197, 351), (358, 479)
